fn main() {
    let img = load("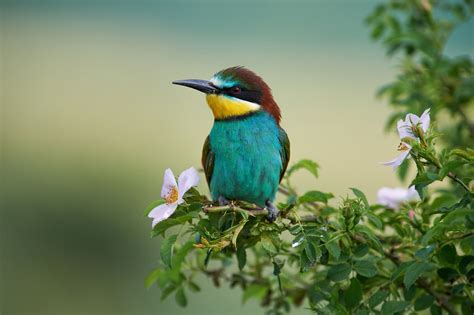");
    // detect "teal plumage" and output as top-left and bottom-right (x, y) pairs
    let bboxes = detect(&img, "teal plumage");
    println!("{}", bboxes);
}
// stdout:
(173, 66), (290, 220)
(204, 111), (288, 207)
